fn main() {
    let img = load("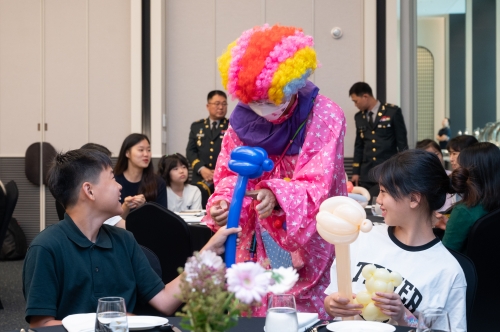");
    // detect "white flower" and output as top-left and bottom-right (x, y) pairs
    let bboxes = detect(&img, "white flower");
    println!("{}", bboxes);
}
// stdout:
(199, 250), (224, 270)
(184, 261), (197, 283)
(268, 267), (299, 294)
(226, 262), (271, 304)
